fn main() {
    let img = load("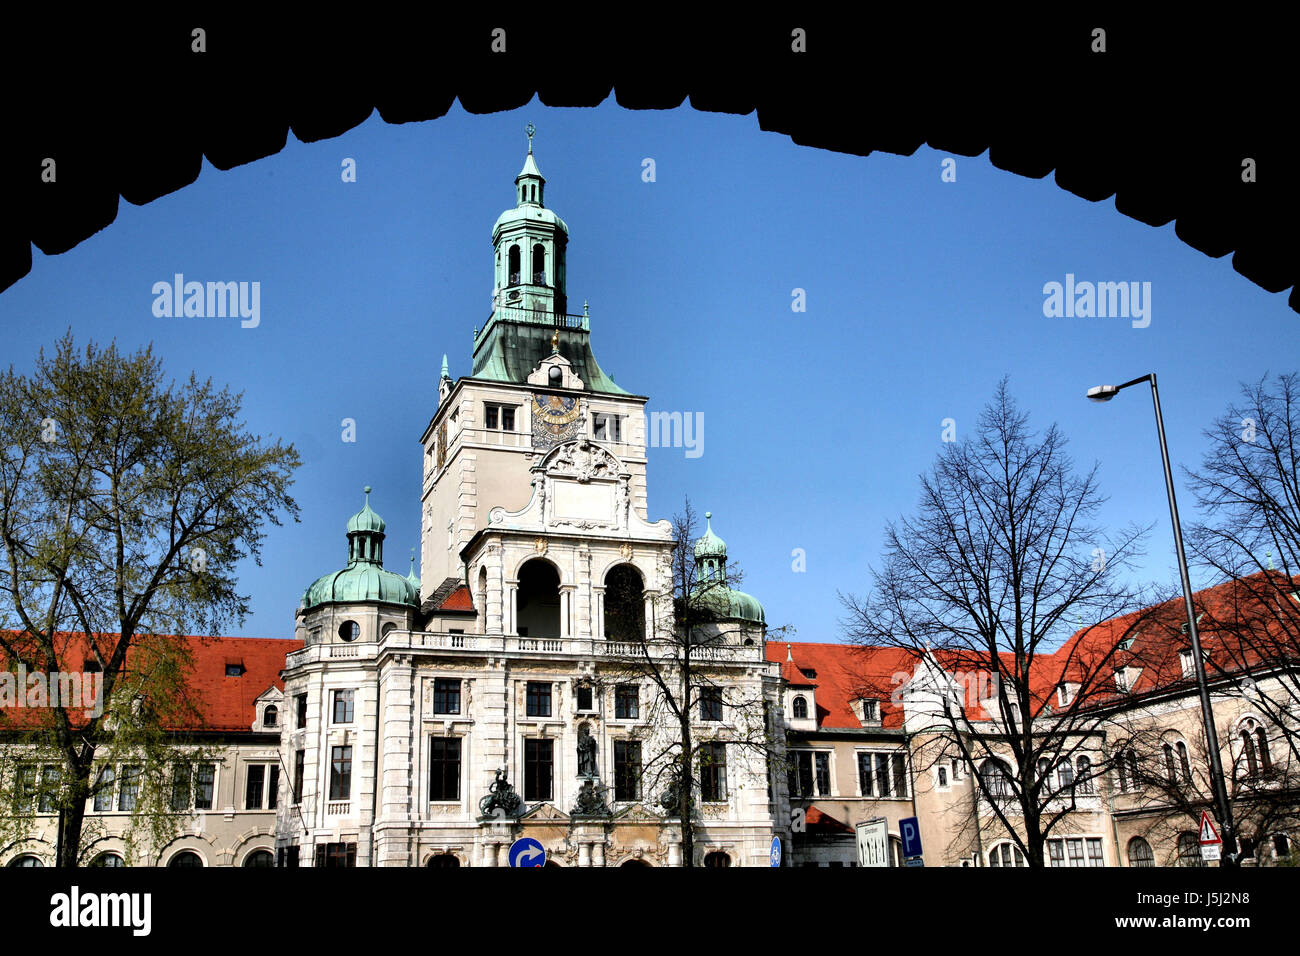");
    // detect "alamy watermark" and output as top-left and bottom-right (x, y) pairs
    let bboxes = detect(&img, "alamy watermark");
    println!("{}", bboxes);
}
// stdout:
(1042, 273), (1151, 328)
(151, 274), (260, 328)
(0, 666), (103, 718)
